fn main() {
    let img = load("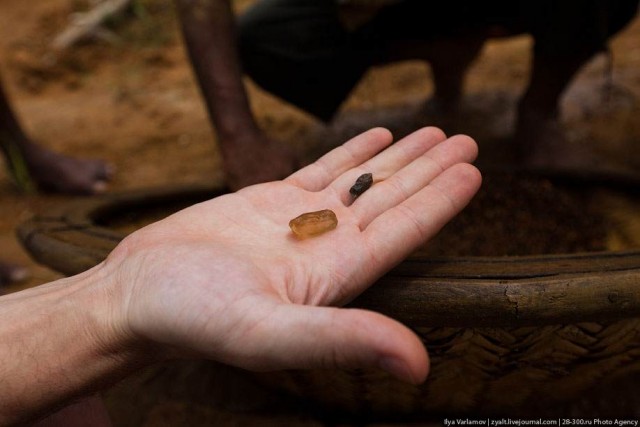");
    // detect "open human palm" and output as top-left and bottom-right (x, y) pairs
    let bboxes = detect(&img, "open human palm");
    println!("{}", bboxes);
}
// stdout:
(108, 127), (480, 384)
